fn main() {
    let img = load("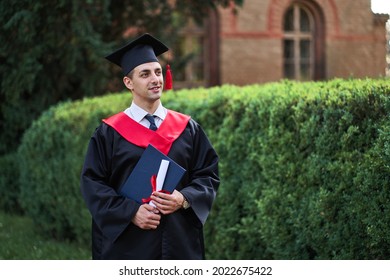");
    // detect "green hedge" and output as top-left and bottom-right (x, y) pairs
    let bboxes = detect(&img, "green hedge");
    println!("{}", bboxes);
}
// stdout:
(16, 78), (390, 258)
(204, 79), (390, 259)
(18, 93), (130, 243)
